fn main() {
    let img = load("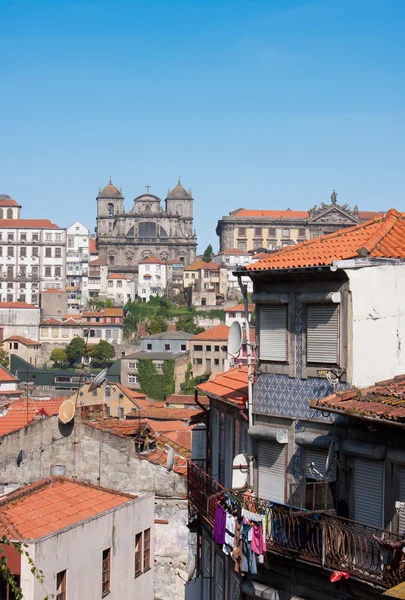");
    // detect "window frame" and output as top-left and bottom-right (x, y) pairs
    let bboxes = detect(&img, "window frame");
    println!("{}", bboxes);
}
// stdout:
(135, 532), (143, 577)
(143, 528), (151, 572)
(256, 295), (295, 376)
(102, 548), (111, 597)
(56, 569), (67, 600)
